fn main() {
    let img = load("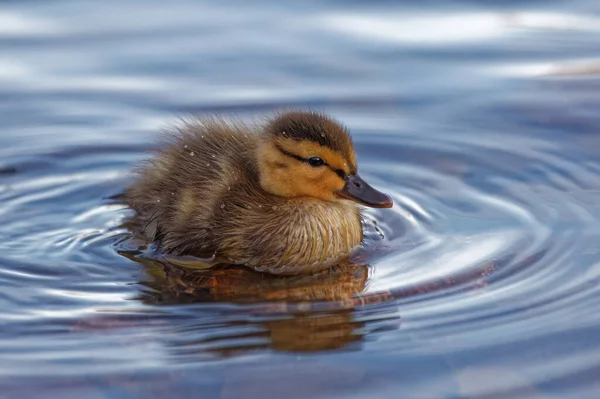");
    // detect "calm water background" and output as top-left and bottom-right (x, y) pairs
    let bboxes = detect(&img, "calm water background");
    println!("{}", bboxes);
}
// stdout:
(1, 0), (600, 398)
